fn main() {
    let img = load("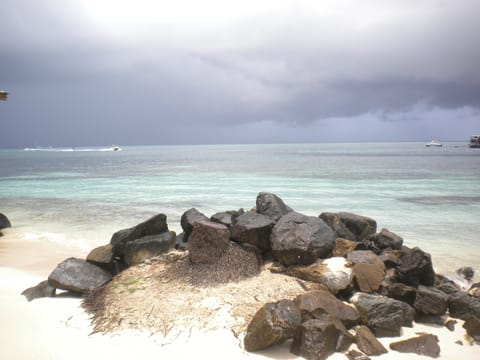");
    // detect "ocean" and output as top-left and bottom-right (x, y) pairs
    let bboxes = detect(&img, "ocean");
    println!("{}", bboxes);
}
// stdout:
(1, 142), (479, 277)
